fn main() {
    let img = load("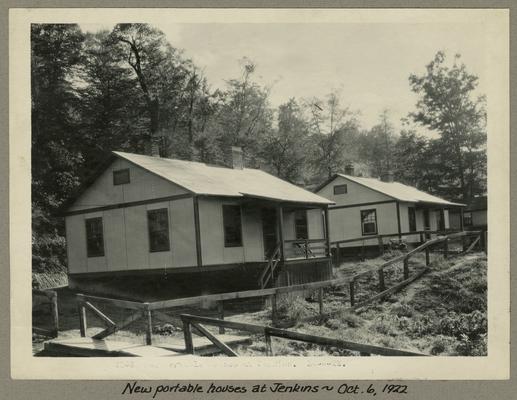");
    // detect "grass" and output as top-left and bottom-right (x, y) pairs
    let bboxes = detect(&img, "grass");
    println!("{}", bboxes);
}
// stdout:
(33, 250), (487, 357)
